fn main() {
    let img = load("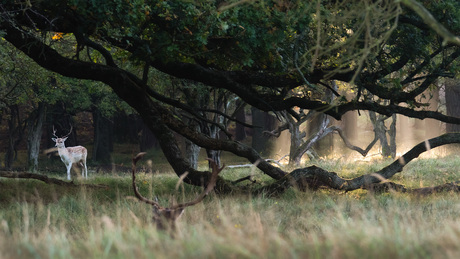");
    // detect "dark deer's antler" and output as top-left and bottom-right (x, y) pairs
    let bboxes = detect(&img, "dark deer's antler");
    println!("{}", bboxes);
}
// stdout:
(132, 152), (224, 230)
